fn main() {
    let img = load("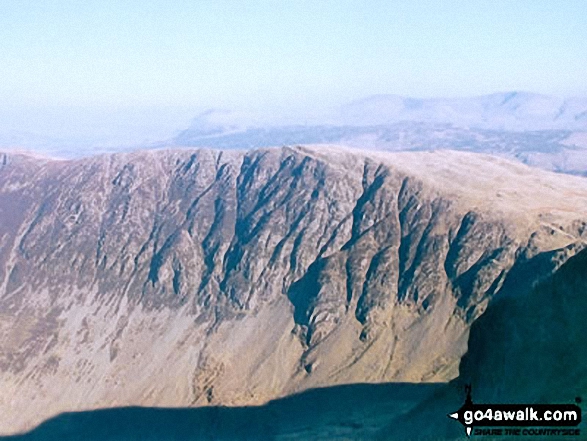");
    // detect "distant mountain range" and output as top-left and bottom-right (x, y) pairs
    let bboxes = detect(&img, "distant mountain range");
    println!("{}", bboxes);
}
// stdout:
(175, 92), (587, 134)
(338, 92), (587, 130)
(2, 92), (587, 176)
(170, 92), (587, 176)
